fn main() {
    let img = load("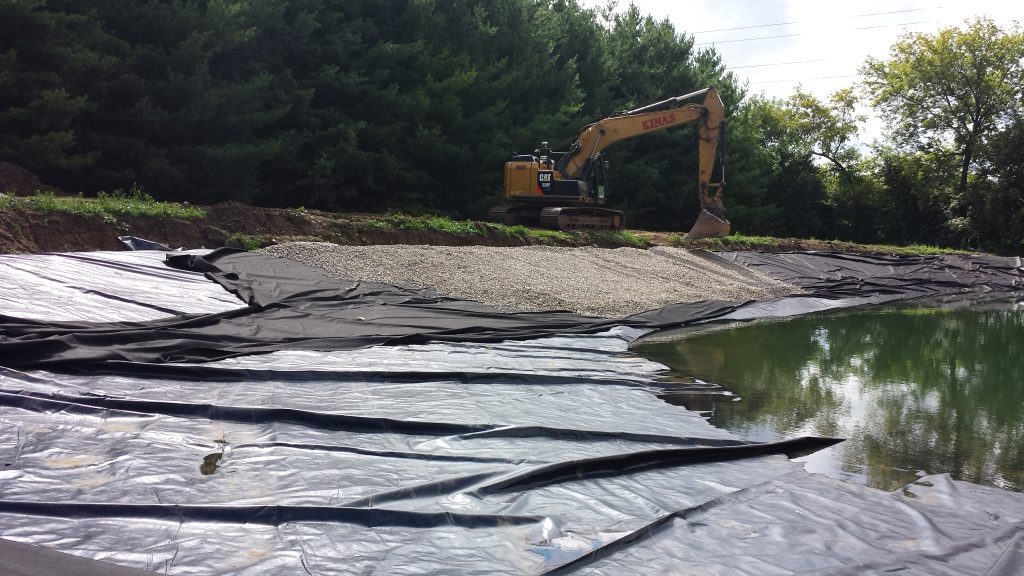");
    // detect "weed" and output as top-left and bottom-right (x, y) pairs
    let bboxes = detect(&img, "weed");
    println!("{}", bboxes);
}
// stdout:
(369, 213), (482, 235)
(583, 230), (649, 248)
(876, 243), (970, 256)
(614, 230), (647, 247)
(525, 228), (574, 243)
(363, 219), (392, 230)
(483, 222), (573, 243)
(421, 216), (479, 235)
(671, 233), (972, 255)
(0, 187), (206, 220)
(226, 233), (265, 251)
